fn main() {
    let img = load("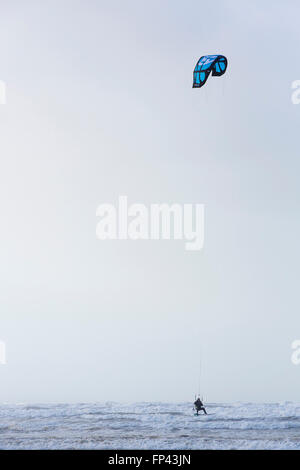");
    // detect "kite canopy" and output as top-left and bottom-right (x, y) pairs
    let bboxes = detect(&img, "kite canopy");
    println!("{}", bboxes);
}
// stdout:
(193, 55), (227, 88)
